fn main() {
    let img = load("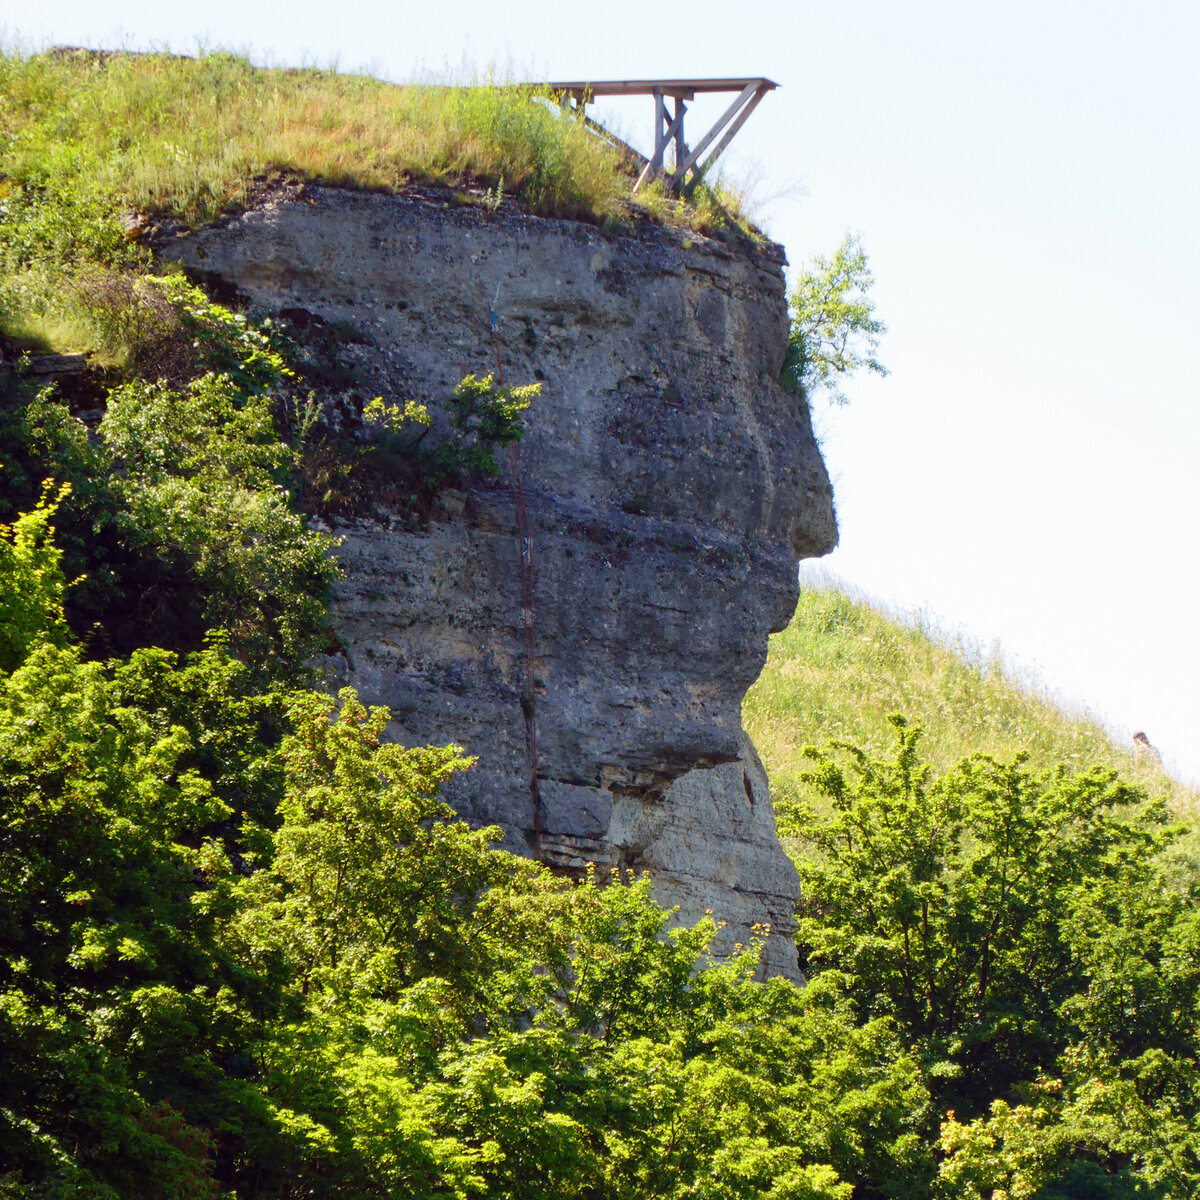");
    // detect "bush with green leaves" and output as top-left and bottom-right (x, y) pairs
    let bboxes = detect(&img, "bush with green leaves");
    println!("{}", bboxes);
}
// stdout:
(0, 532), (931, 1198)
(63, 271), (296, 385)
(440, 373), (540, 476)
(97, 371), (337, 668)
(0, 639), (277, 1199)
(0, 482), (72, 671)
(225, 693), (930, 1200)
(1, 293), (335, 669)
